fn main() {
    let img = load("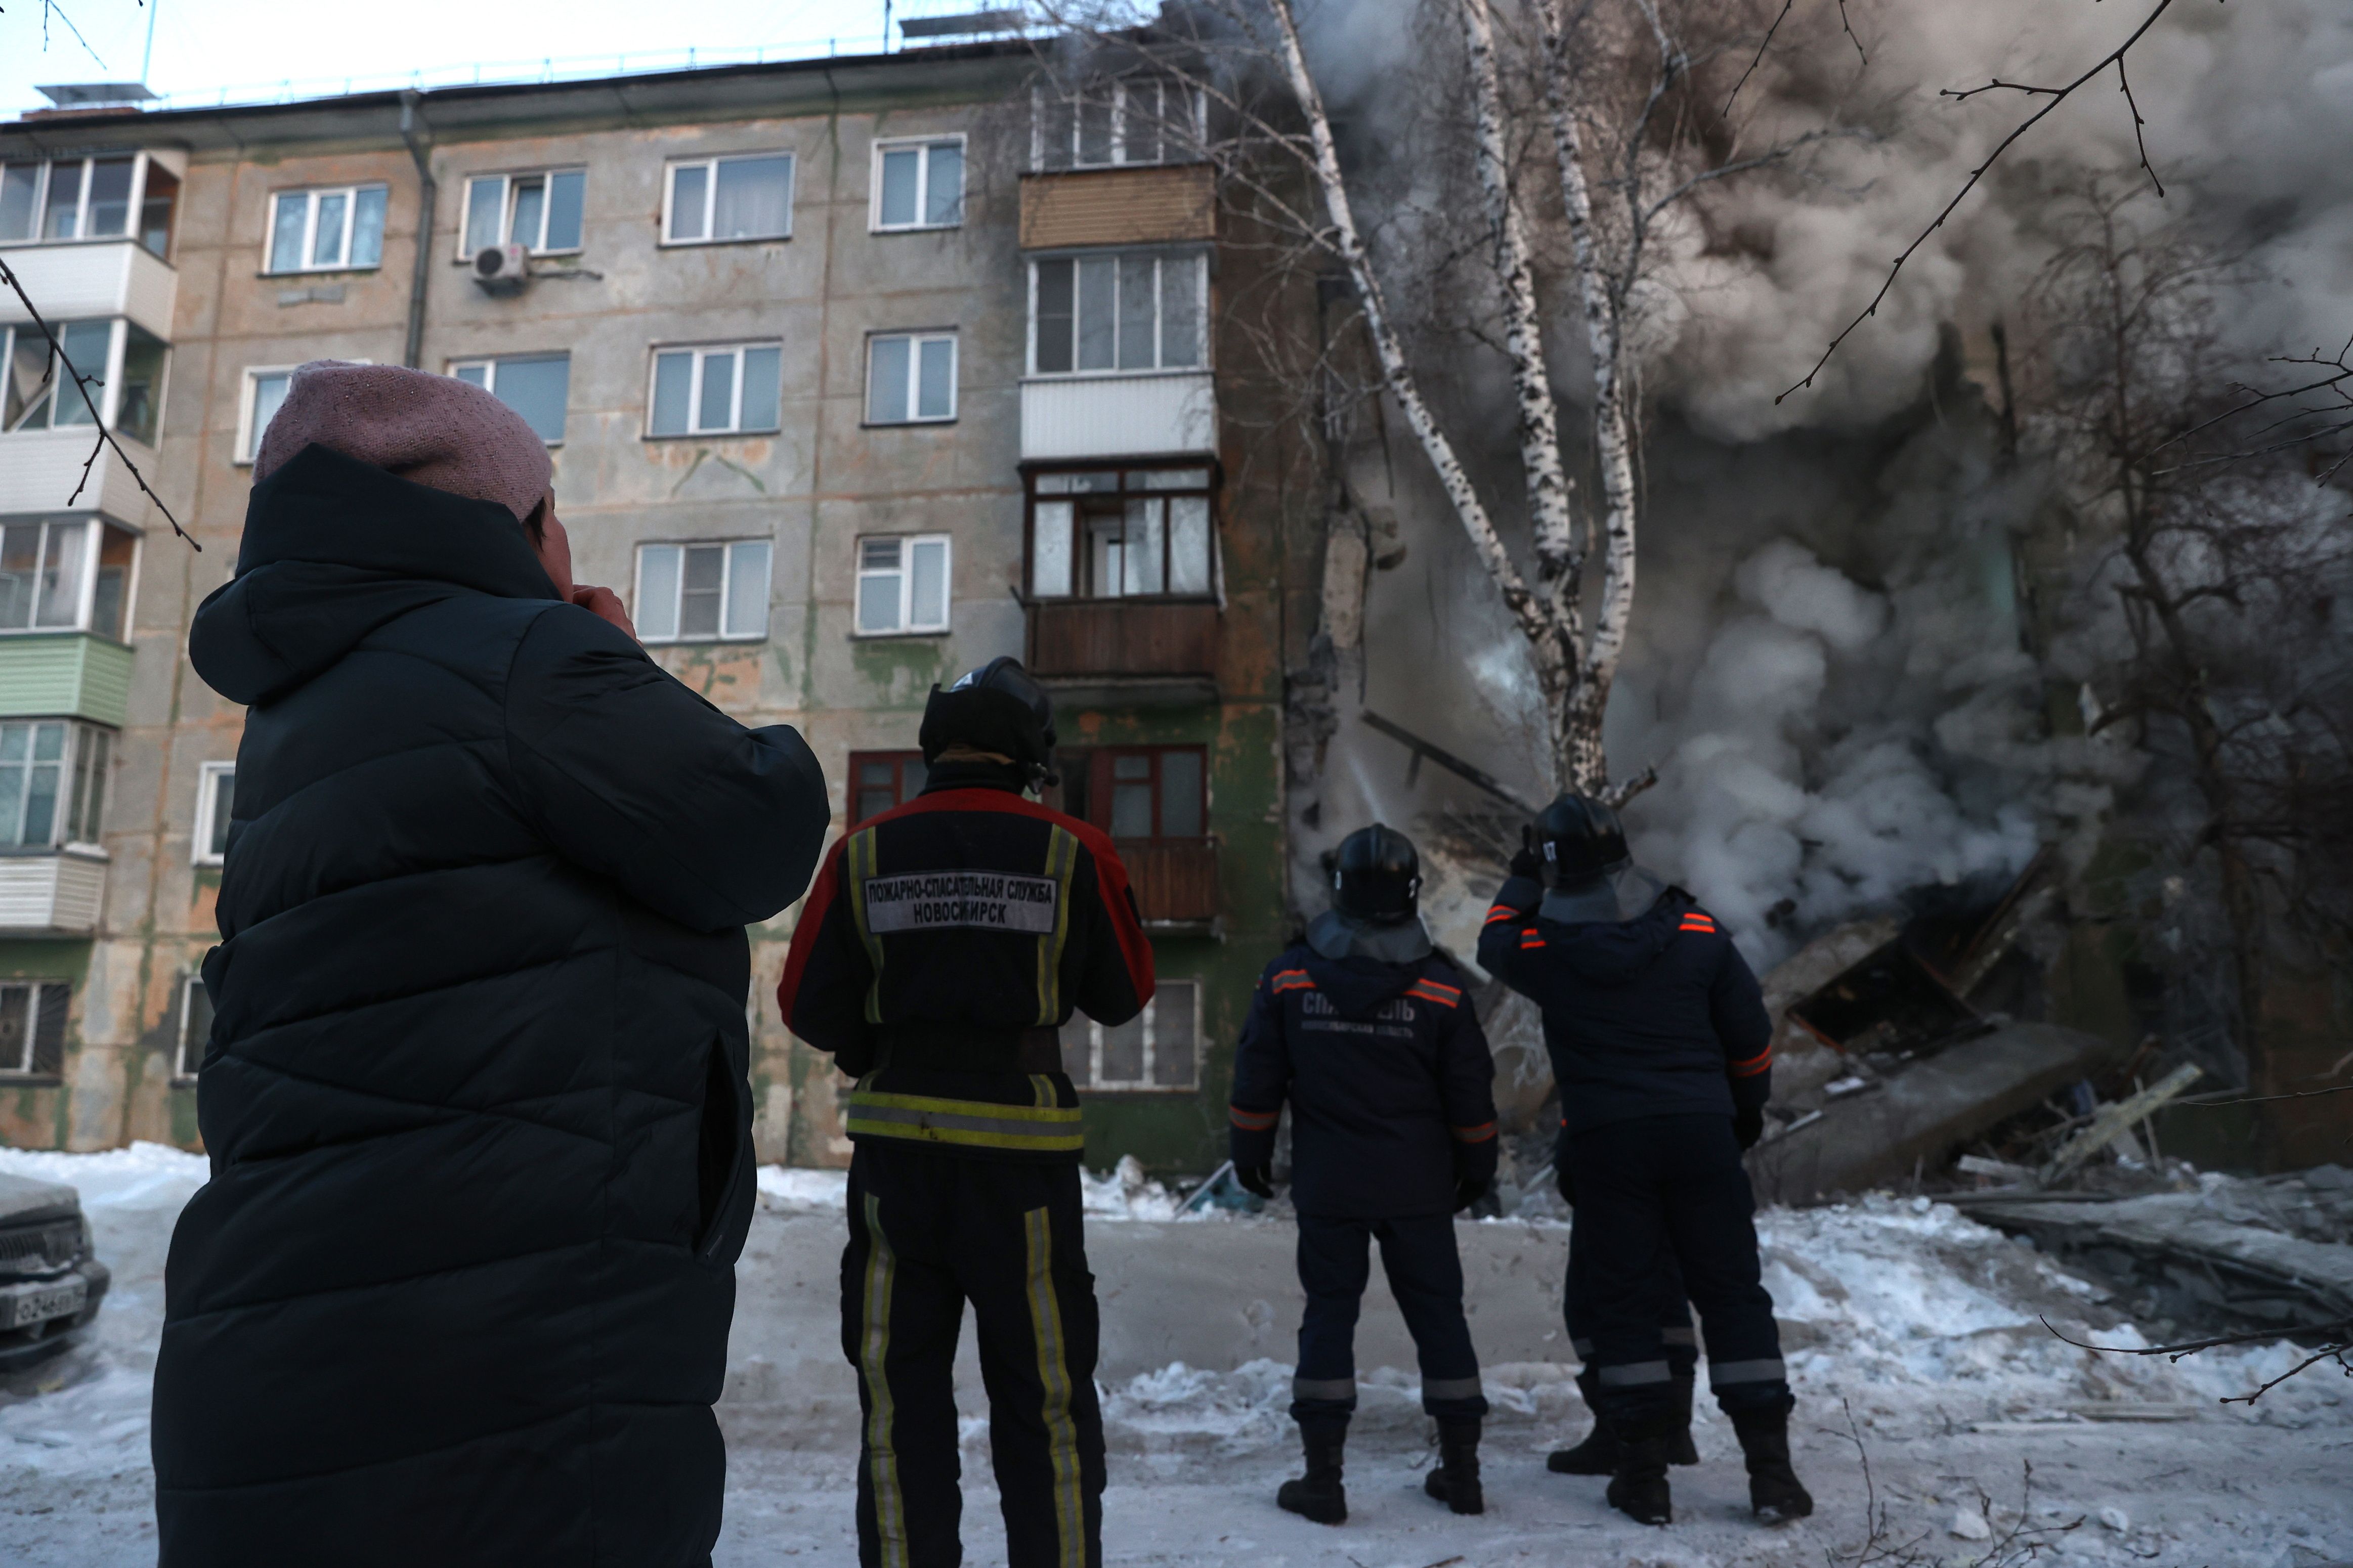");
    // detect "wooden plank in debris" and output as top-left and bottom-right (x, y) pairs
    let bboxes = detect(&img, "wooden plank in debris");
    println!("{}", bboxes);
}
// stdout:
(2041, 1063), (2203, 1185)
